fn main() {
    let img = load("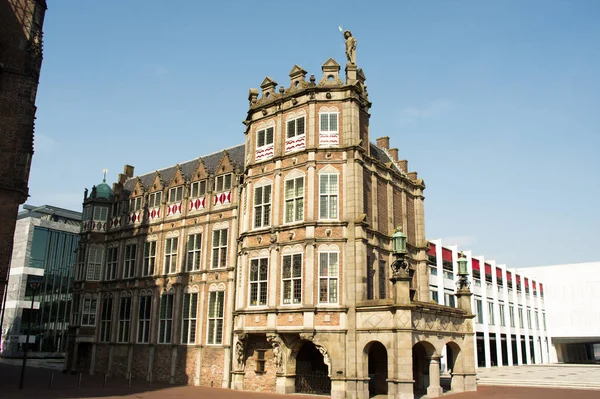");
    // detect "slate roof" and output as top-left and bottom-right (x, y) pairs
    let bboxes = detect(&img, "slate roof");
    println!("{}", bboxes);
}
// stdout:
(369, 142), (402, 174)
(122, 144), (245, 193)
